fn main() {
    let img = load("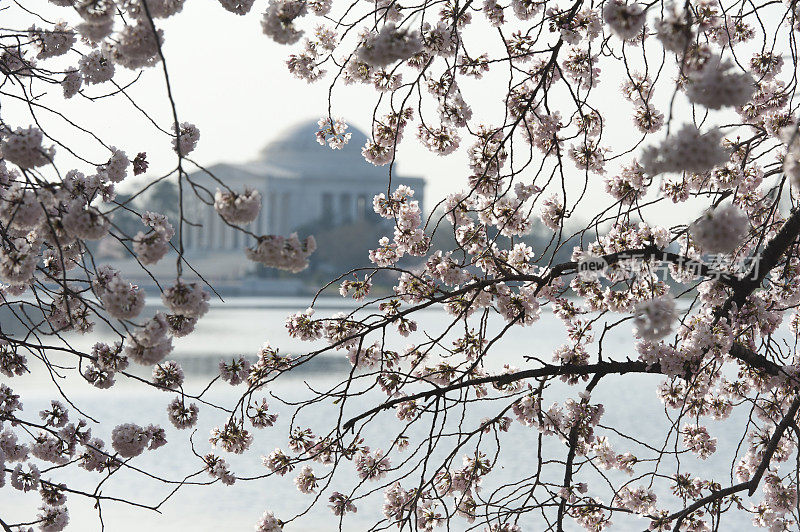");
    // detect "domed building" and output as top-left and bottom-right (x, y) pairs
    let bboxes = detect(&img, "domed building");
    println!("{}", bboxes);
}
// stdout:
(183, 120), (425, 253)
